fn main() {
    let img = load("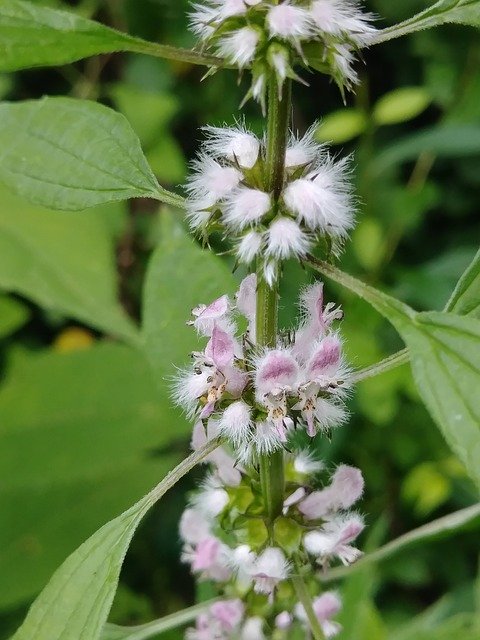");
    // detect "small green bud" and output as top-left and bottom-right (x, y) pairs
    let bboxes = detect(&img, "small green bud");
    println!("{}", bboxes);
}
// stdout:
(273, 517), (303, 554)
